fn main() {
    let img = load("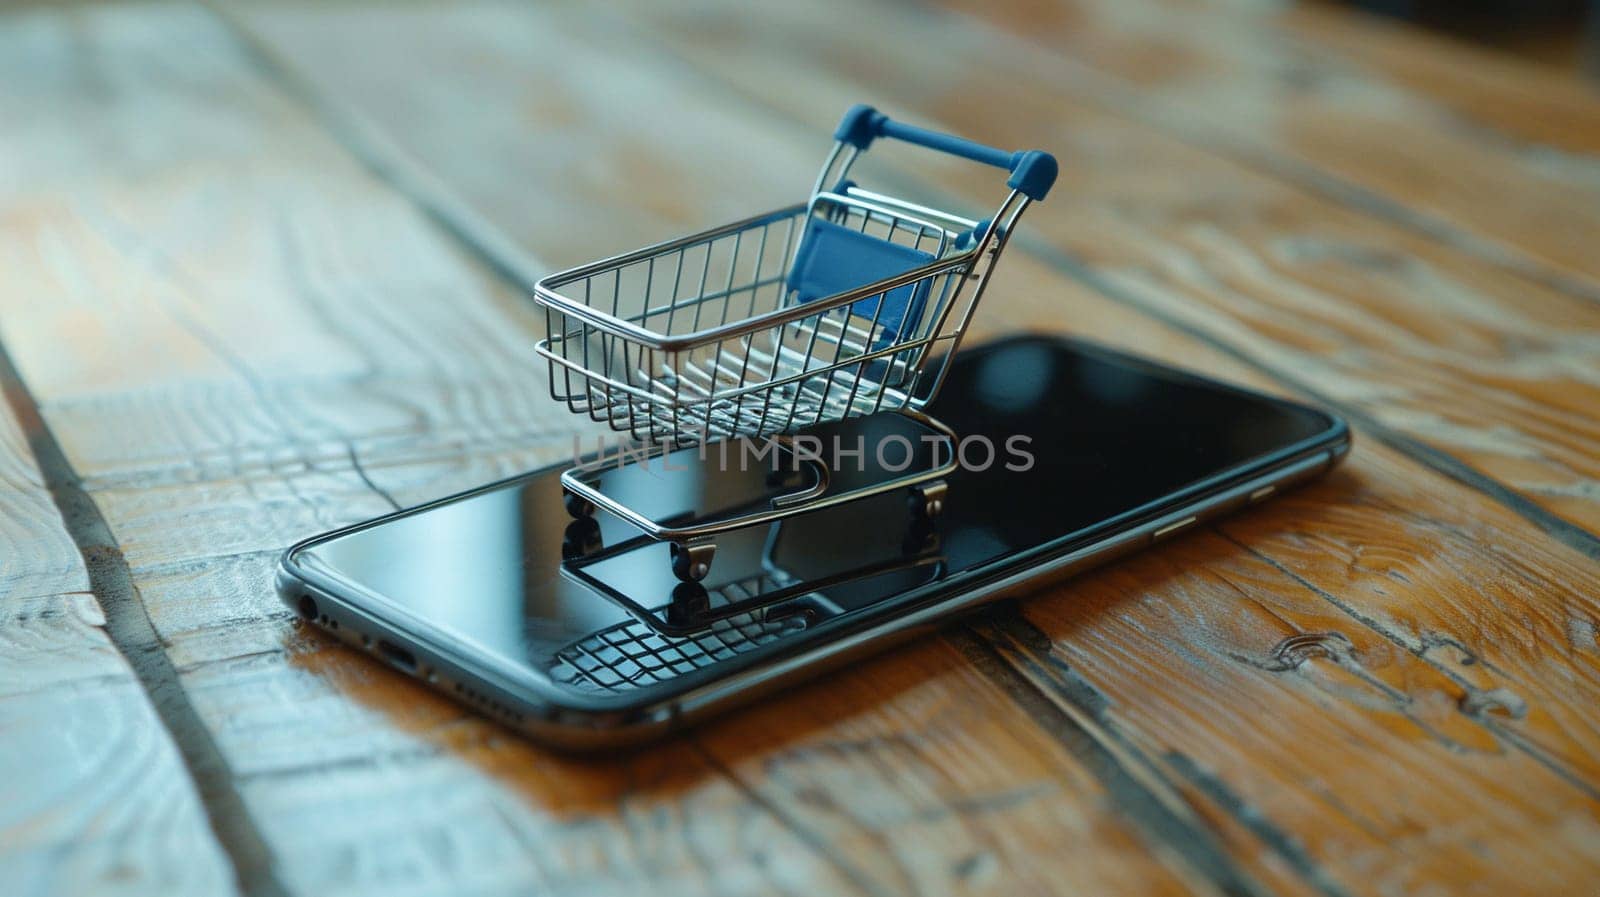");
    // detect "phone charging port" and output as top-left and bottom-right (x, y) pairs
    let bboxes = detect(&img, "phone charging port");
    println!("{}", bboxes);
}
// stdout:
(376, 640), (418, 673)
